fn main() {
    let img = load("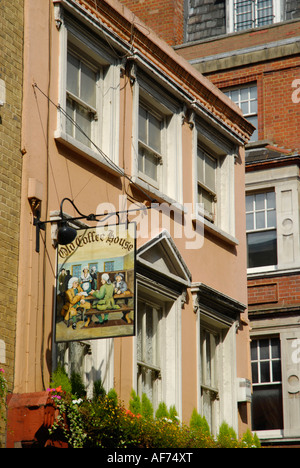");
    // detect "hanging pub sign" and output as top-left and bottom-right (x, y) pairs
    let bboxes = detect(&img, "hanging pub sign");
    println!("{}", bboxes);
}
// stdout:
(55, 223), (136, 342)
